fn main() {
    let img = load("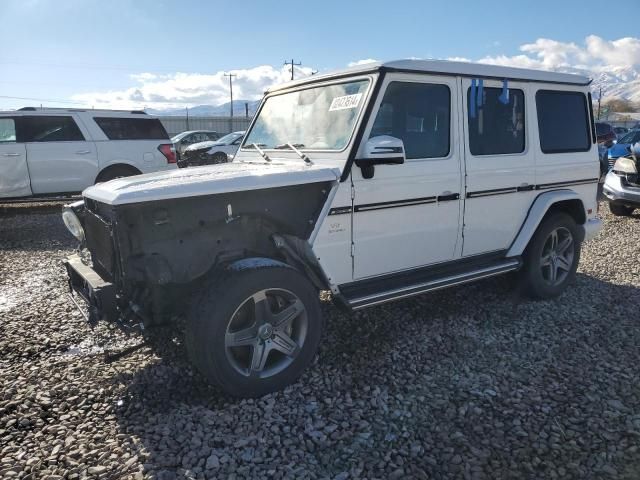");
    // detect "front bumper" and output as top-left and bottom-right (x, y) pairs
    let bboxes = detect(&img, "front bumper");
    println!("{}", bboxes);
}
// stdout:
(583, 218), (603, 243)
(63, 254), (117, 324)
(603, 172), (640, 208)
